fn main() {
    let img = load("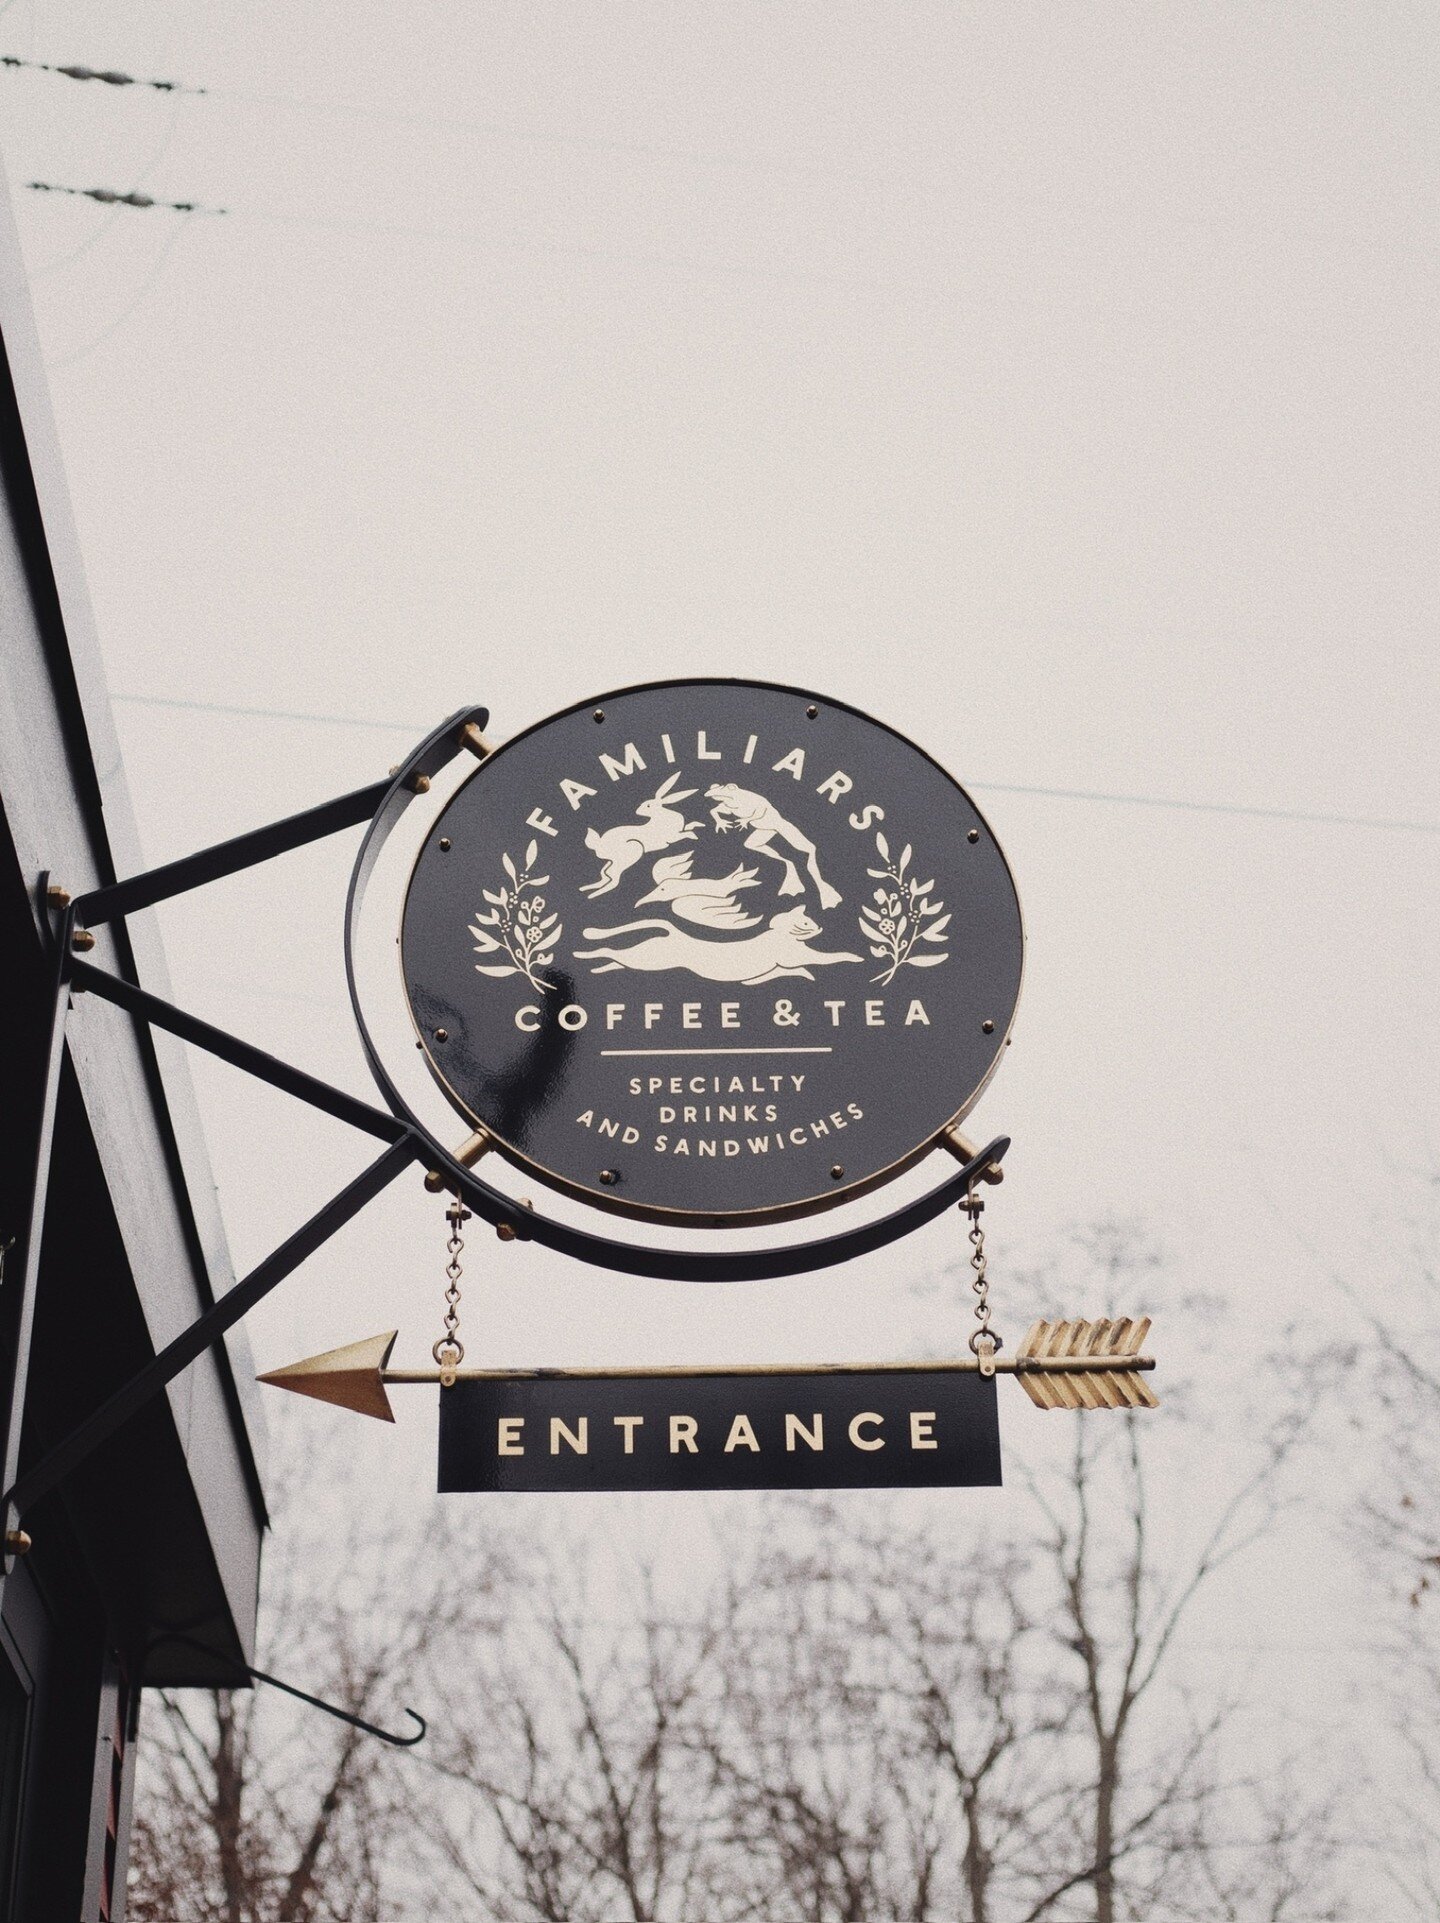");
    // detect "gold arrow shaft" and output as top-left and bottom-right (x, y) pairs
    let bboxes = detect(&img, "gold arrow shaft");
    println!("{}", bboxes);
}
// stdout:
(259, 1322), (1159, 1420)
(380, 1354), (1155, 1385)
